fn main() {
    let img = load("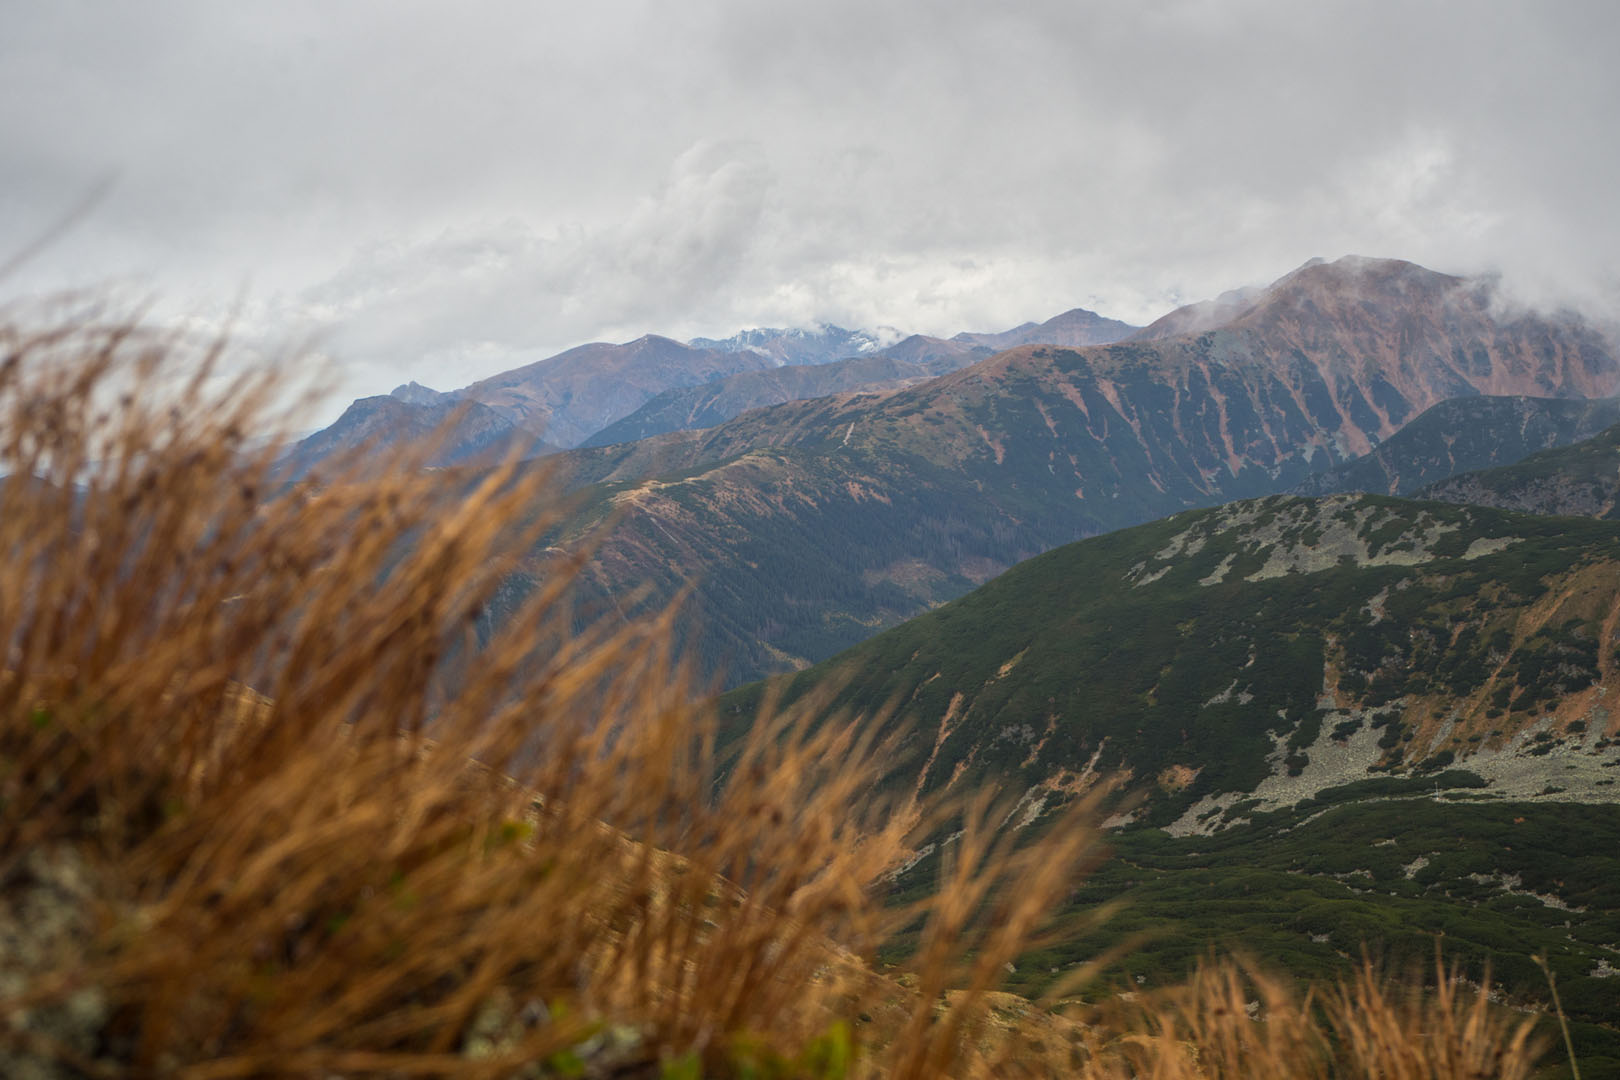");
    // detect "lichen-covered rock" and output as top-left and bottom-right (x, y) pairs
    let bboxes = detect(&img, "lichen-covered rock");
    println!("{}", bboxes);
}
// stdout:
(0, 846), (107, 1079)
